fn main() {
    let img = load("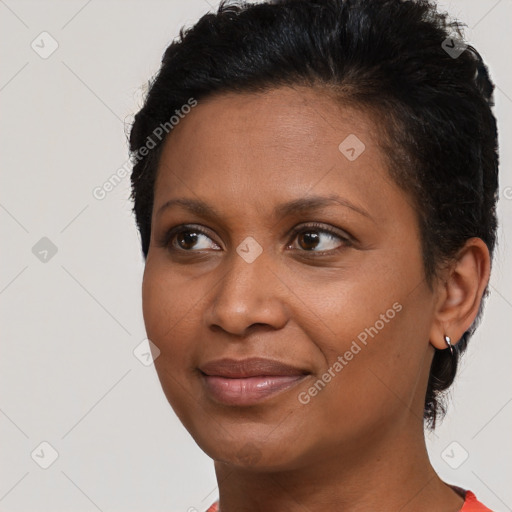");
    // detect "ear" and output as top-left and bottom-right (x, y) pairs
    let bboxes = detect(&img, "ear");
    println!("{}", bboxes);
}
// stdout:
(429, 238), (491, 350)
